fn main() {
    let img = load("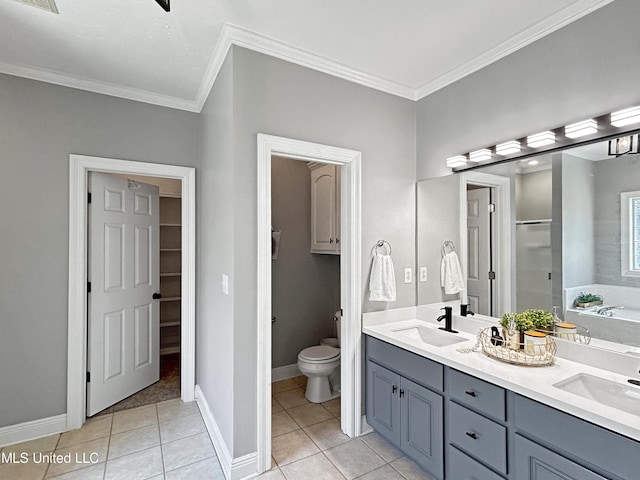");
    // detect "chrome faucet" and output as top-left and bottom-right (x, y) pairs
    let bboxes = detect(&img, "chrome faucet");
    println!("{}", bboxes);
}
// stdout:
(437, 306), (458, 333)
(595, 305), (624, 316)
